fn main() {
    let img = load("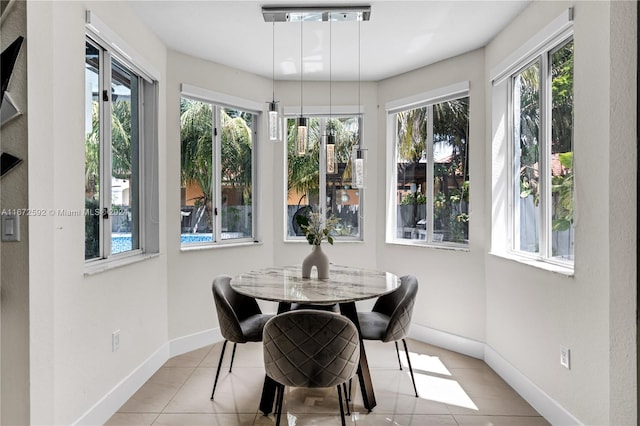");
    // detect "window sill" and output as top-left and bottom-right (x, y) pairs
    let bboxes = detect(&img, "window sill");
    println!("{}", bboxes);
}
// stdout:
(386, 239), (470, 252)
(84, 252), (160, 276)
(489, 251), (574, 276)
(284, 239), (364, 244)
(180, 240), (262, 252)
